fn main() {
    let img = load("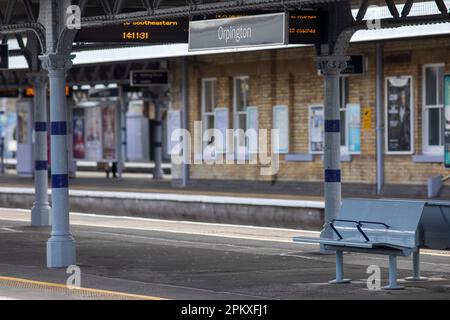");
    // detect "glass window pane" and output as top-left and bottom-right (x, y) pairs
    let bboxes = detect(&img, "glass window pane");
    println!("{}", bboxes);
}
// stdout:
(235, 78), (249, 112)
(428, 108), (440, 146)
(204, 81), (214, 113)
(425, 67), (437, 106)
(235, 114), (247, 146)
(340, 77), (349, 109)
(340, 110), (346, 146)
